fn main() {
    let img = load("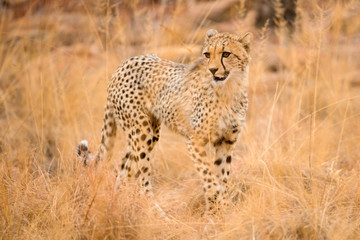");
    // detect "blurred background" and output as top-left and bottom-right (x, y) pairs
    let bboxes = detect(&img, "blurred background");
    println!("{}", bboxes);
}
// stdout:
(1, 0), (360, 239)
